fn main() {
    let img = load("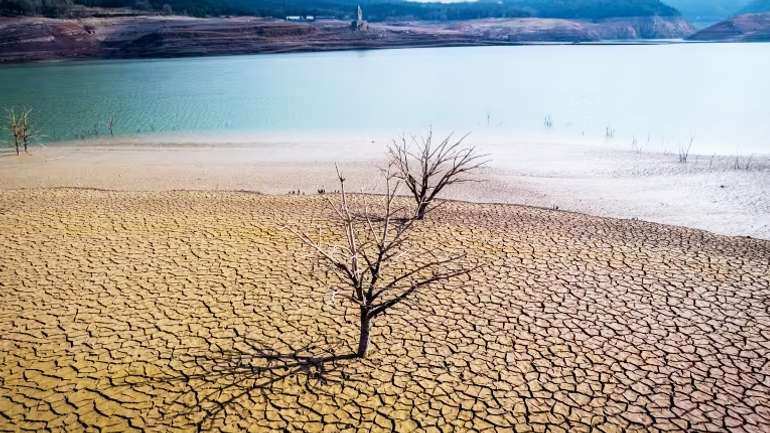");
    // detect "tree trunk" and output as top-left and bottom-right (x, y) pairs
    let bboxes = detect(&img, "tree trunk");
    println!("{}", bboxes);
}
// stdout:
(357, 309), (371, 358)
(416, 201), (428, 220)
